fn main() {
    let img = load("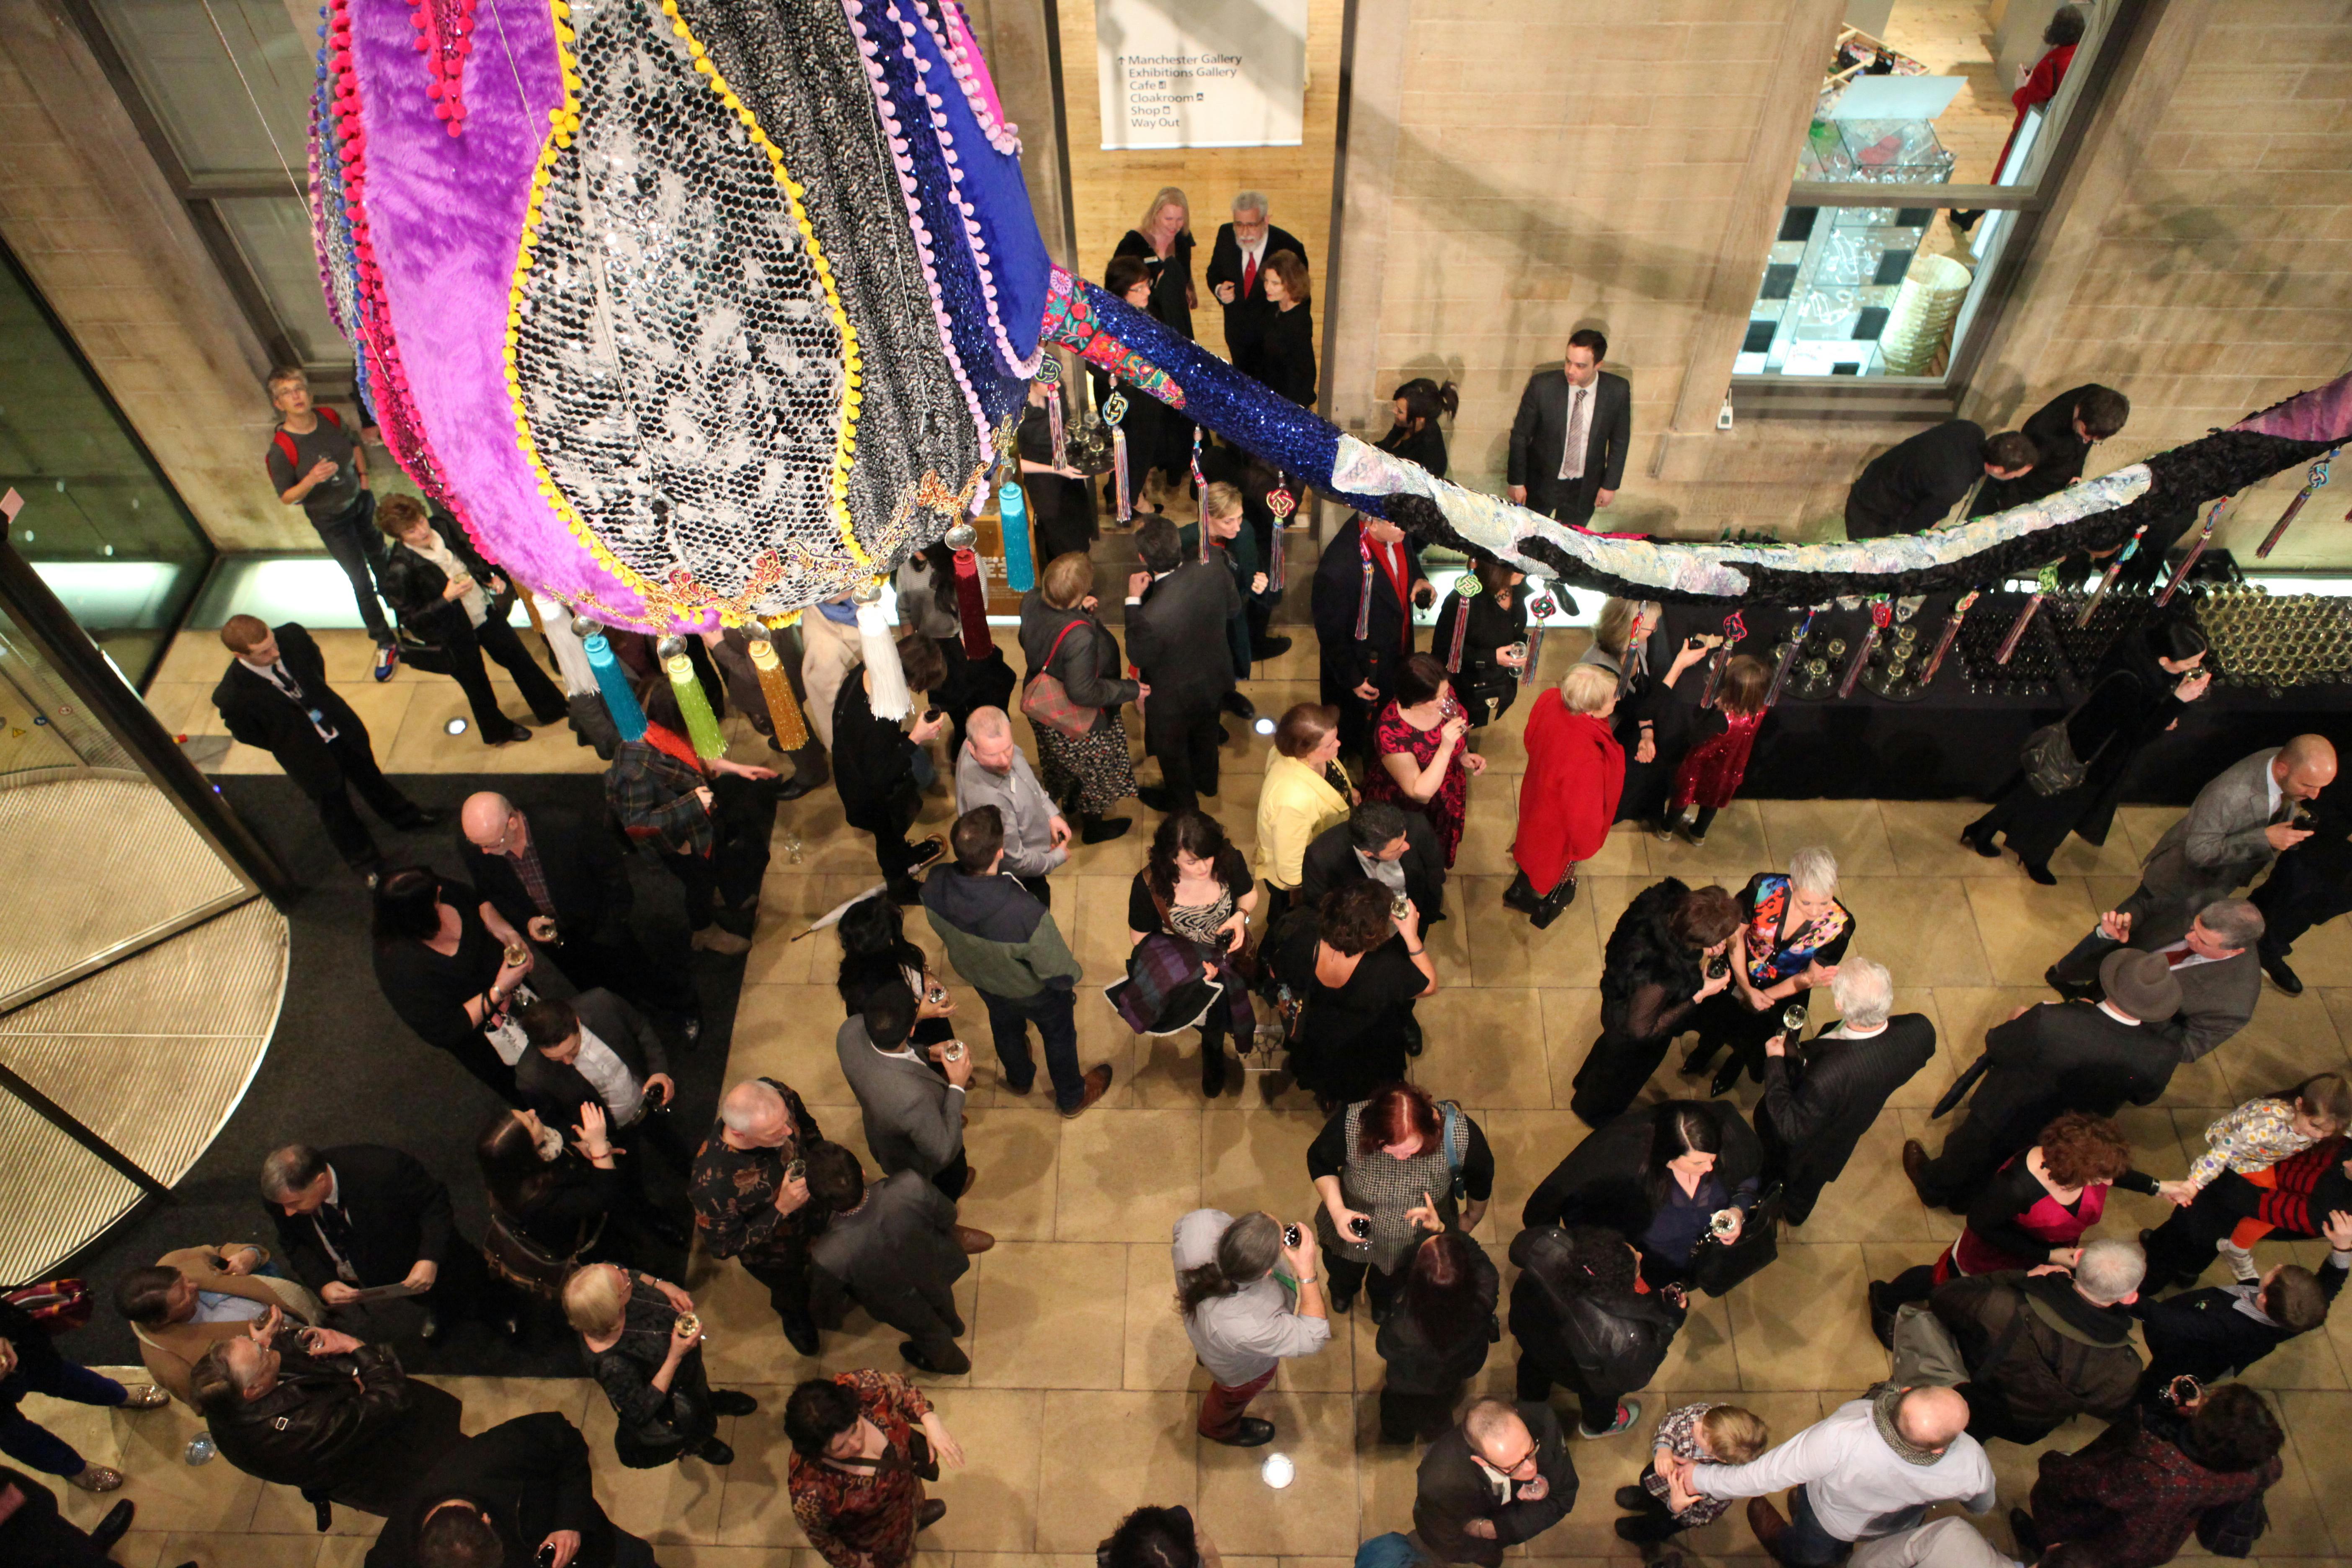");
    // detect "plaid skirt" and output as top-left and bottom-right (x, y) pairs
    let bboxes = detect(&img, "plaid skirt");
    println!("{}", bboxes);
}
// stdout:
(1034, 715), (1137, 816)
